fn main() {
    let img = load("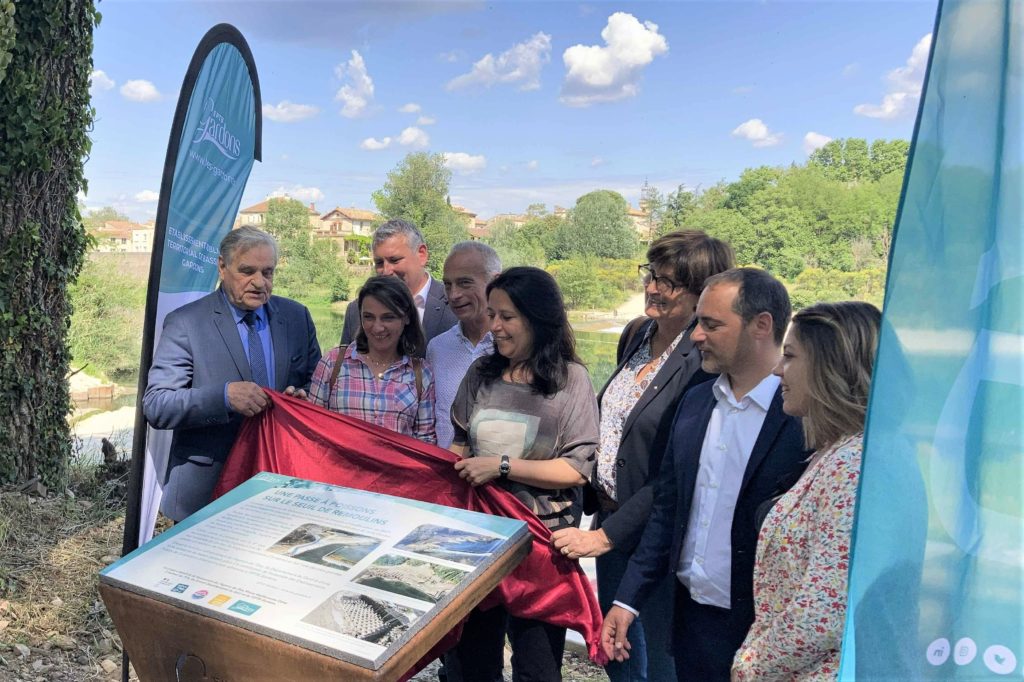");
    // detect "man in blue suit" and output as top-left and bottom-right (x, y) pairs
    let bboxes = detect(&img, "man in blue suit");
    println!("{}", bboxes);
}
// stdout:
(143, 227), (321, 521)
(601, 268), (808, 681)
